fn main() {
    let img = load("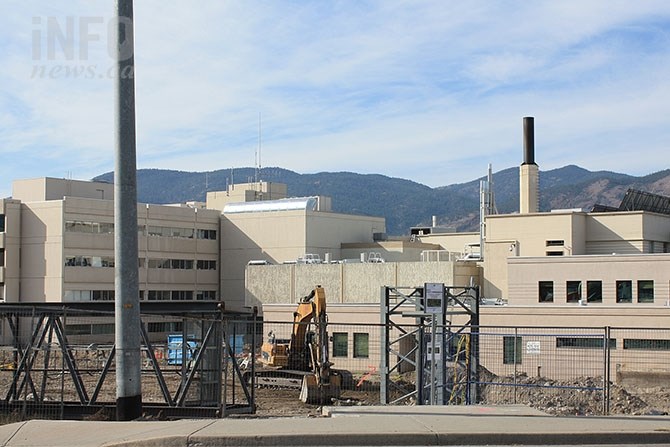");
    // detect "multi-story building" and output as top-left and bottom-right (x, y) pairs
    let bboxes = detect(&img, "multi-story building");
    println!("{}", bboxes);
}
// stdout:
(202, 181), (386, 309)
(2, 178), (221, 305)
